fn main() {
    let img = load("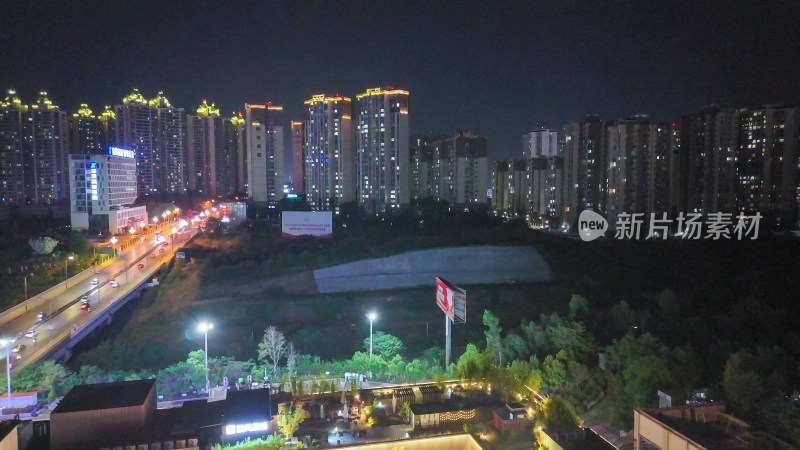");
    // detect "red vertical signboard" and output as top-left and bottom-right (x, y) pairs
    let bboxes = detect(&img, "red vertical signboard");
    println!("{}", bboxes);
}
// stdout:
(436, 277), (455, 321)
